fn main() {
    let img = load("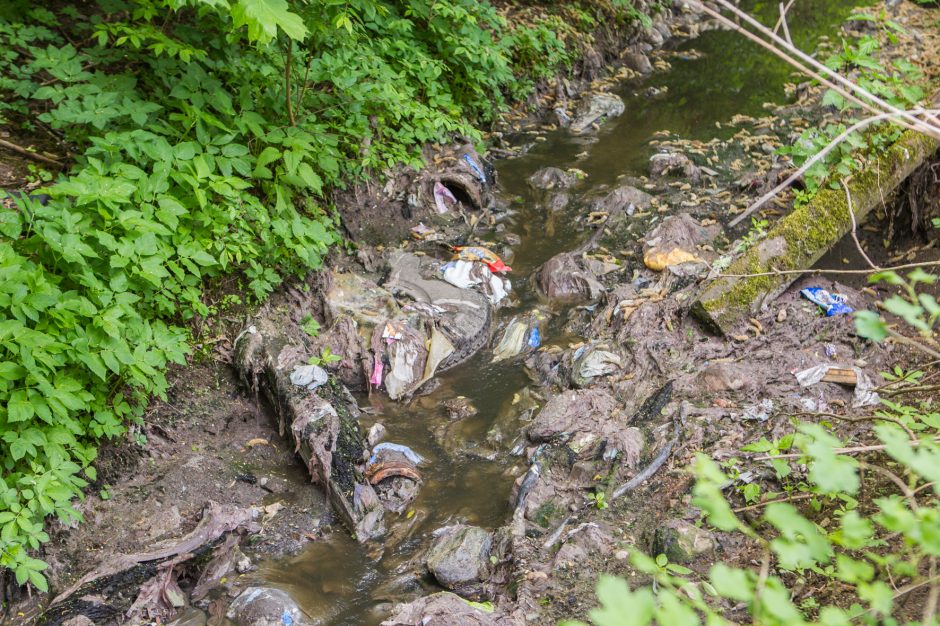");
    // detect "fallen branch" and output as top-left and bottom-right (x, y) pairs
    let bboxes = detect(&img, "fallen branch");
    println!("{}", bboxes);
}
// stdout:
(0, 138), (64, 168)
